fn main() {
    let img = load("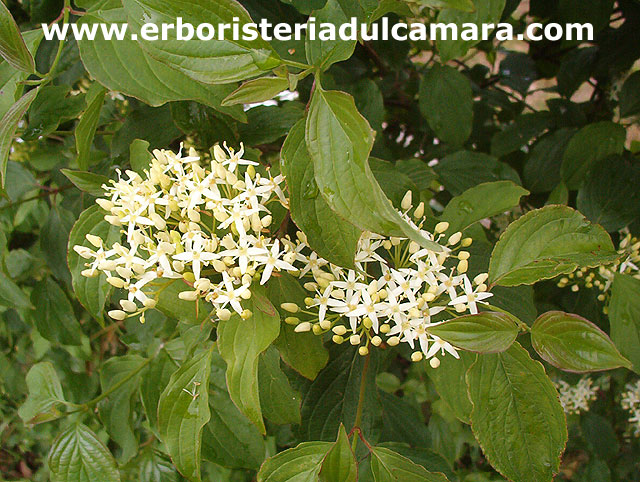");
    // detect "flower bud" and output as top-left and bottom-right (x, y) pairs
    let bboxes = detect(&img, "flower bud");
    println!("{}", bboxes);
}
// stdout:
(413, 202), (425, 219)
(379, 324), (390, 334)
(332, 325), (347, 336)
(401, 190), (412, 210)
(358, 346), (369, 356)
(281, 303), (299, 313)
(241, 309), (252, 320)
(448, 232), (462, 246)
(294, 322), (311, 333)
(85, 234), (102, 248)
(349, 334), (361, 345)
(430, 357), (441, 368)
(143, 298), (157, 308)
(371, 336), (382, 346)
(332, 335), (344, 344)
(285, 316), (300, 325)
(120, 299), (137, 312)
(178, 291), (198, 301)
(457, 259), (468, 273)
(312, 324), (323, 335)
(107, 277), (126, 289)
(461, 237), (473, 247)
(411, 352), (423, 362)
(217, 308), (232, 321)
(435, 221), (449, 234)
(387, 336), (400, 346)
(108, 310), (126, 321)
